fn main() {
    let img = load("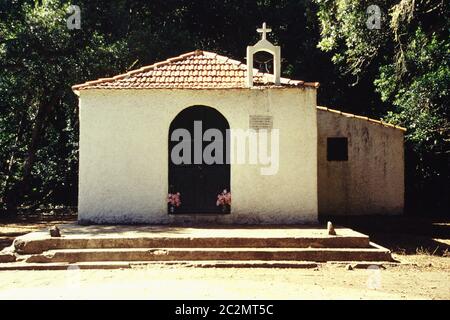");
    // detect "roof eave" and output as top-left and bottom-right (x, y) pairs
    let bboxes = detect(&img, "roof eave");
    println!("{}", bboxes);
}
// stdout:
(317, 106), (406, 132)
